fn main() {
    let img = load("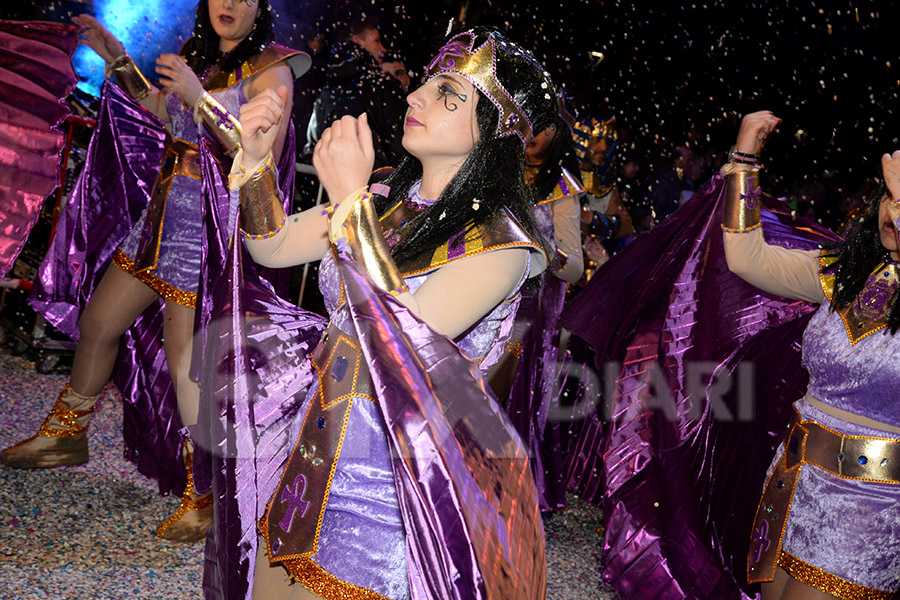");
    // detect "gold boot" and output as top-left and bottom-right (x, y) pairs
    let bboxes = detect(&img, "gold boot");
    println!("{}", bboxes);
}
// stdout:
(0, 383), (97, 469)
(156, 442), (213, 543)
